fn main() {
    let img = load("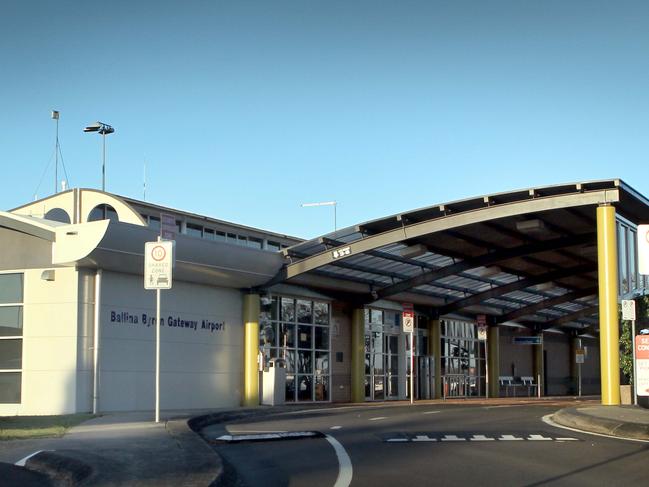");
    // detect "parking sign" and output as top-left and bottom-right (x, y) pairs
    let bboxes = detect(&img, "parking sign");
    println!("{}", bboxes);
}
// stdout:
(145, 240), (174, 289)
